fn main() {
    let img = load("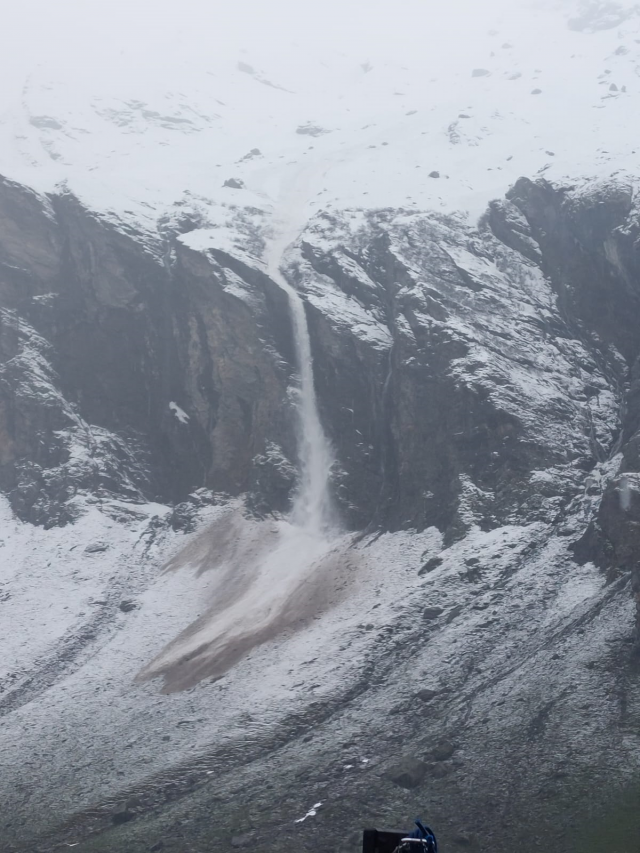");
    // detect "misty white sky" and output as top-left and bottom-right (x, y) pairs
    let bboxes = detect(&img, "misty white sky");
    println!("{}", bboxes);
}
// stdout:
(2, 0), (576, 110)
(2, 0), (639, 224)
